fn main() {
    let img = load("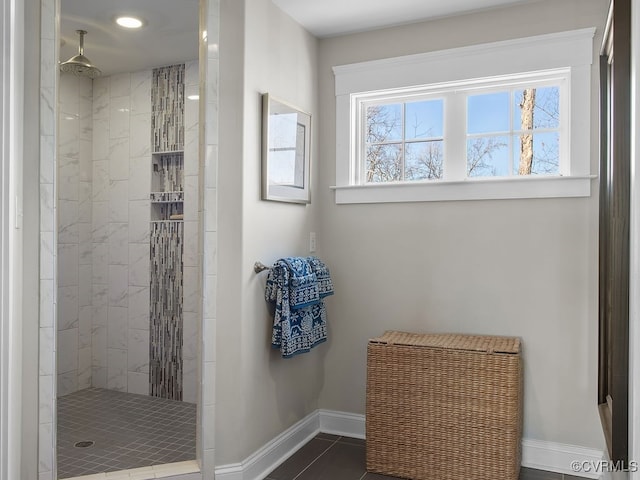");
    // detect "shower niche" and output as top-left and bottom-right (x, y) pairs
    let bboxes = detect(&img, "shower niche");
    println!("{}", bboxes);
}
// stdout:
(151, 153), (184, 221)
